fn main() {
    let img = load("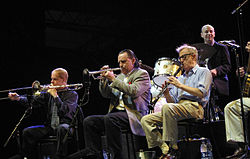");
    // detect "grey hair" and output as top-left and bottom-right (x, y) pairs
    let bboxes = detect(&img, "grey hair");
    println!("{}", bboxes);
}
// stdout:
(201, 24), (214, 33)
(176, 44), (198, 62)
